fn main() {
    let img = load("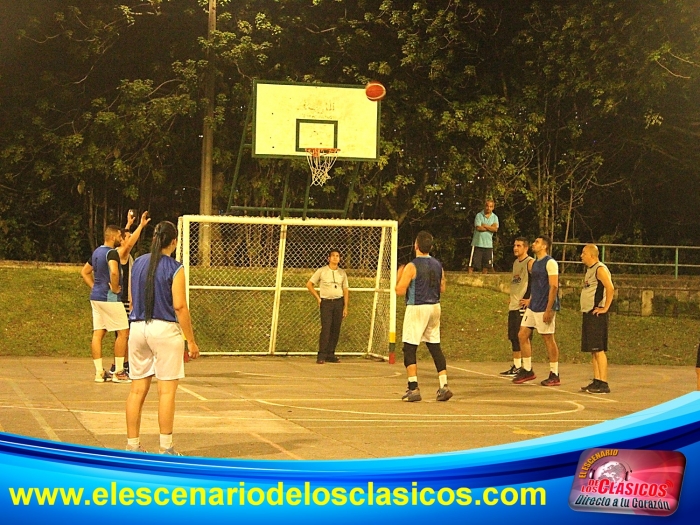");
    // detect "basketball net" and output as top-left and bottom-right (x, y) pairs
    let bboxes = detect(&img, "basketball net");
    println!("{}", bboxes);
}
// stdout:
(305, 148), (339, 186)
